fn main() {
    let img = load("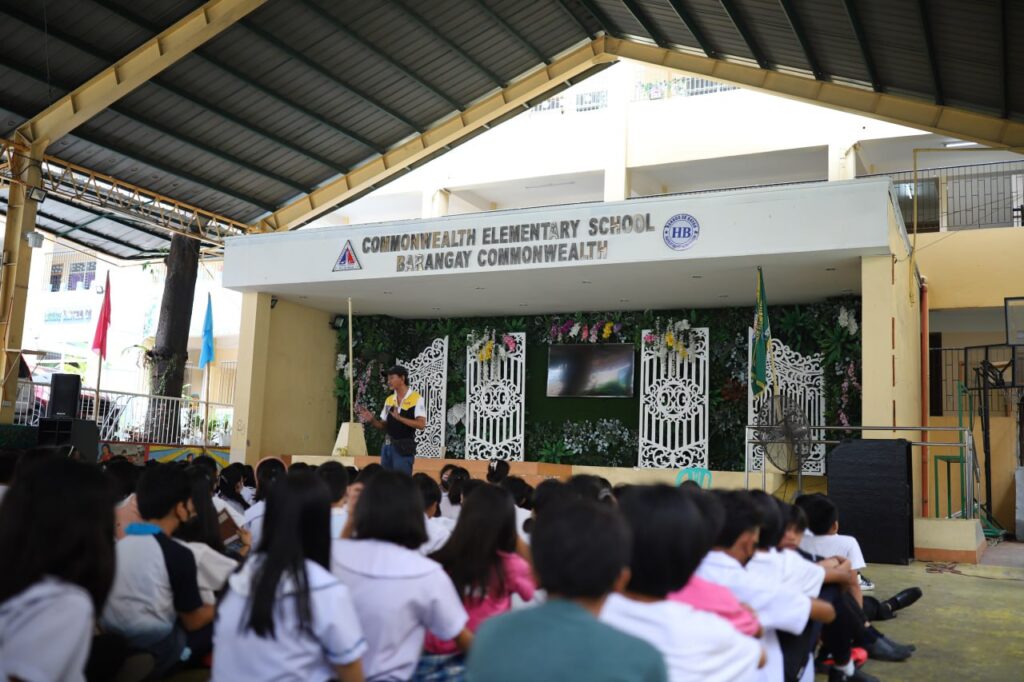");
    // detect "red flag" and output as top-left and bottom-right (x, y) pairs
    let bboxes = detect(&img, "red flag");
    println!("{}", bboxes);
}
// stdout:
(92, 273), (111, 359)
